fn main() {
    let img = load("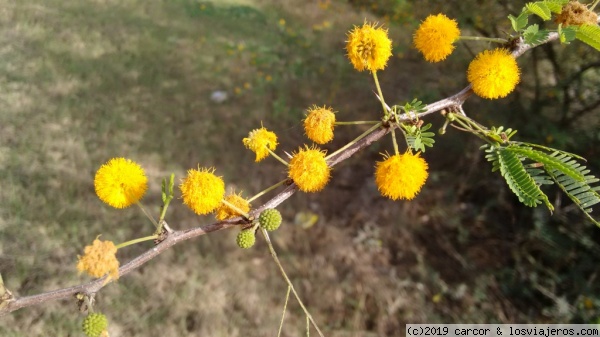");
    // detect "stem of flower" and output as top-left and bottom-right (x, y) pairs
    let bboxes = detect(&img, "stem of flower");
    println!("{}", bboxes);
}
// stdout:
(326, 122), (382, 160)
(334, 121), (380, 125)
(137, 202), (159, 229)
(220, 199), (250, 219)
(591, 0), (599, 11)
(391, 128), (400, 155)
(277, 286), (291, 337)
(115, 235), (159, 249)
(248, 179), (288, 203)
(267, 148), (289, 166)
(459, 36), (508, 44)
(372, 70), (389, 118)
(261, 228), (325, 337)
(158, 196), (173, 225)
